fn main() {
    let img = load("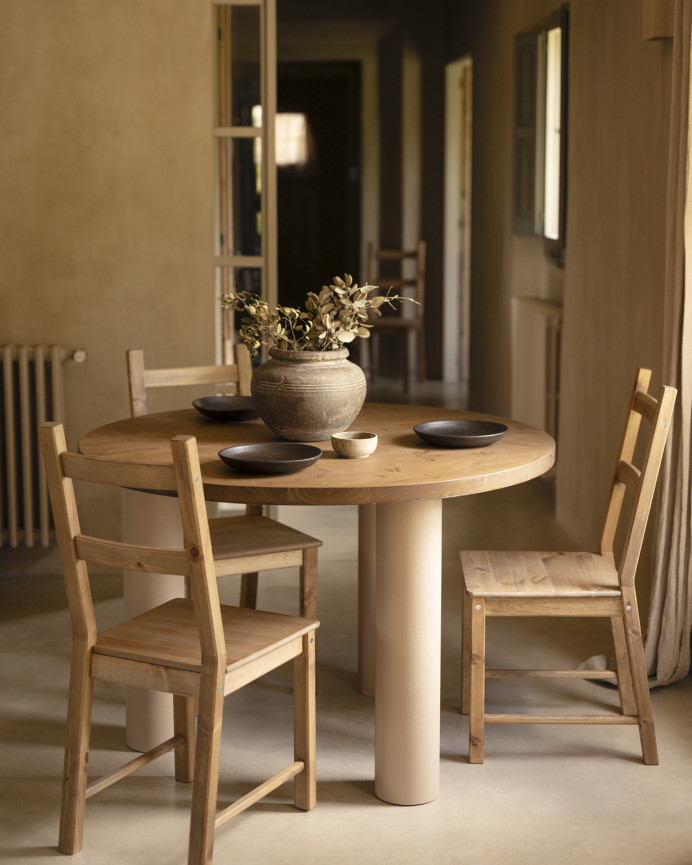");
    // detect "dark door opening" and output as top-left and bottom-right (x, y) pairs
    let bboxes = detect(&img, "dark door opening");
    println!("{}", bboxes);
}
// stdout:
(277, 61), (361, 309)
